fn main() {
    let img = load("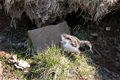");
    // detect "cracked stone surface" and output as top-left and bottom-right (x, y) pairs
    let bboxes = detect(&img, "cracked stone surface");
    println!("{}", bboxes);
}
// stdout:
(28, 21), (70, 52)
